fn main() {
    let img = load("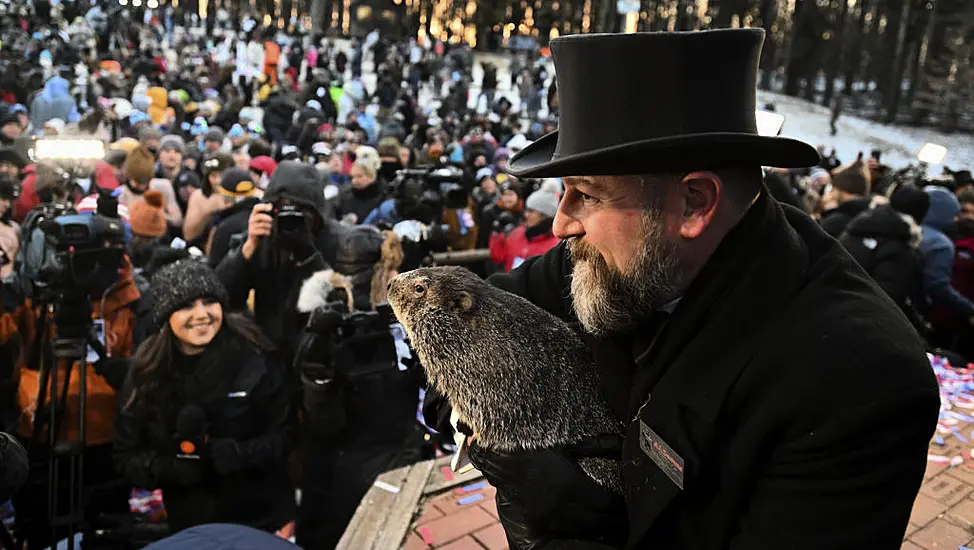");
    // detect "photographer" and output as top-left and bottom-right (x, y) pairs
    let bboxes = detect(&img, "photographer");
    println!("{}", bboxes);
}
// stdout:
(114, 259), (294, 535)
(295, 227), (425, 549)
(215, 160), (345, 361)
(2, 191), (141, 549)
